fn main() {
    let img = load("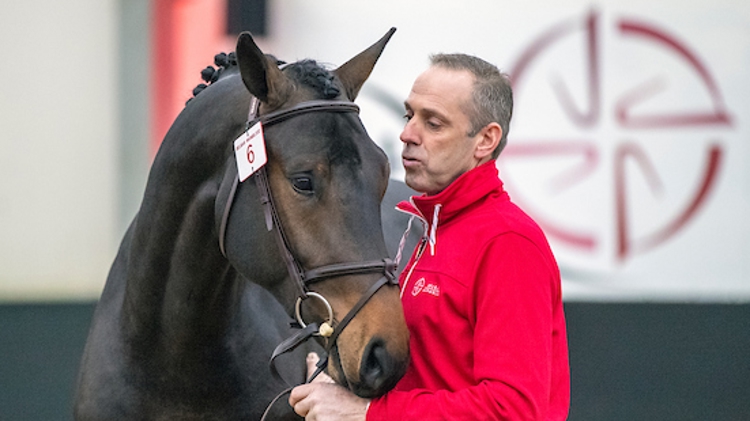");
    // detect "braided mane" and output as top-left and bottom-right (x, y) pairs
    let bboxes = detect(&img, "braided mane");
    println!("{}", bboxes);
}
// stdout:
(186, 52), (355, 166)
(187, 53), (340, 104)
(186, 52), (240, 105)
